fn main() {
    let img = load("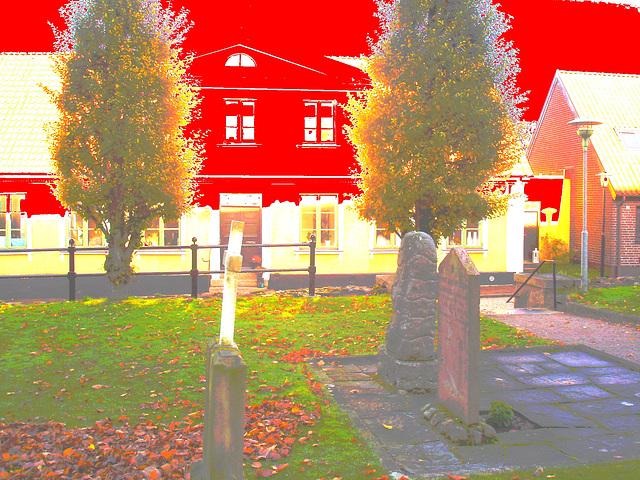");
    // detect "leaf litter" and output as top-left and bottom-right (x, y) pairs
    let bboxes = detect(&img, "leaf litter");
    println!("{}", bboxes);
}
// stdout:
(0, 396), (318, 479)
